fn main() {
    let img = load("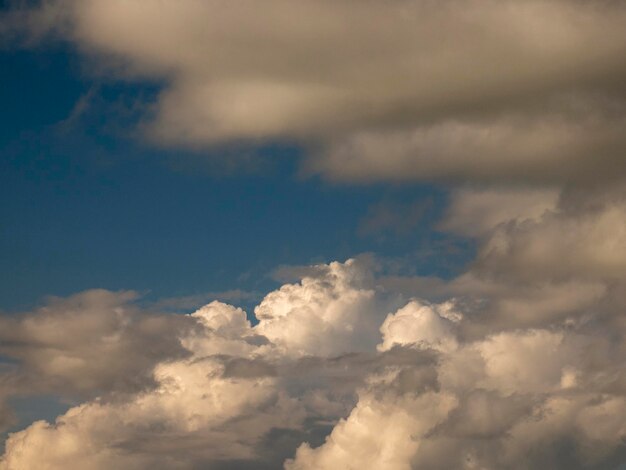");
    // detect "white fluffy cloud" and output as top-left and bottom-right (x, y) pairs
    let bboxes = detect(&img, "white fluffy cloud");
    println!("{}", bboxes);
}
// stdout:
(2, 257), (626, 469)
(255, 259), (396, 357)
(287, 391), (458, 470)
(0, 260), (396, 468)
(288, 310), (626, 469)
(1, 358), (302, 469)
(378, 300), (461, 353)
(0, 299), (301, 469)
